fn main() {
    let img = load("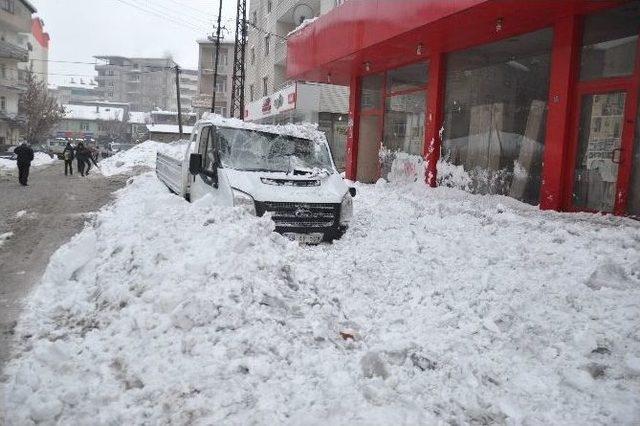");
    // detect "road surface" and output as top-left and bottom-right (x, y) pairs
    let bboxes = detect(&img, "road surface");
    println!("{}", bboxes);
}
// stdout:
(0, 161), (127, 372)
